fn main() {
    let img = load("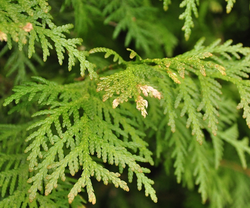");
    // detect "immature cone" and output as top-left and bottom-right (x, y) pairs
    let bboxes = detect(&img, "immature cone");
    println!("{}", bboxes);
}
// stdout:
(112, 98), (120, 108)
(139, 85), (162, 99)
(136, 85), (162, 118)
(0, 31), (7, 42)
(23, 23), (33, 32)
(136, 96), (148, 118)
